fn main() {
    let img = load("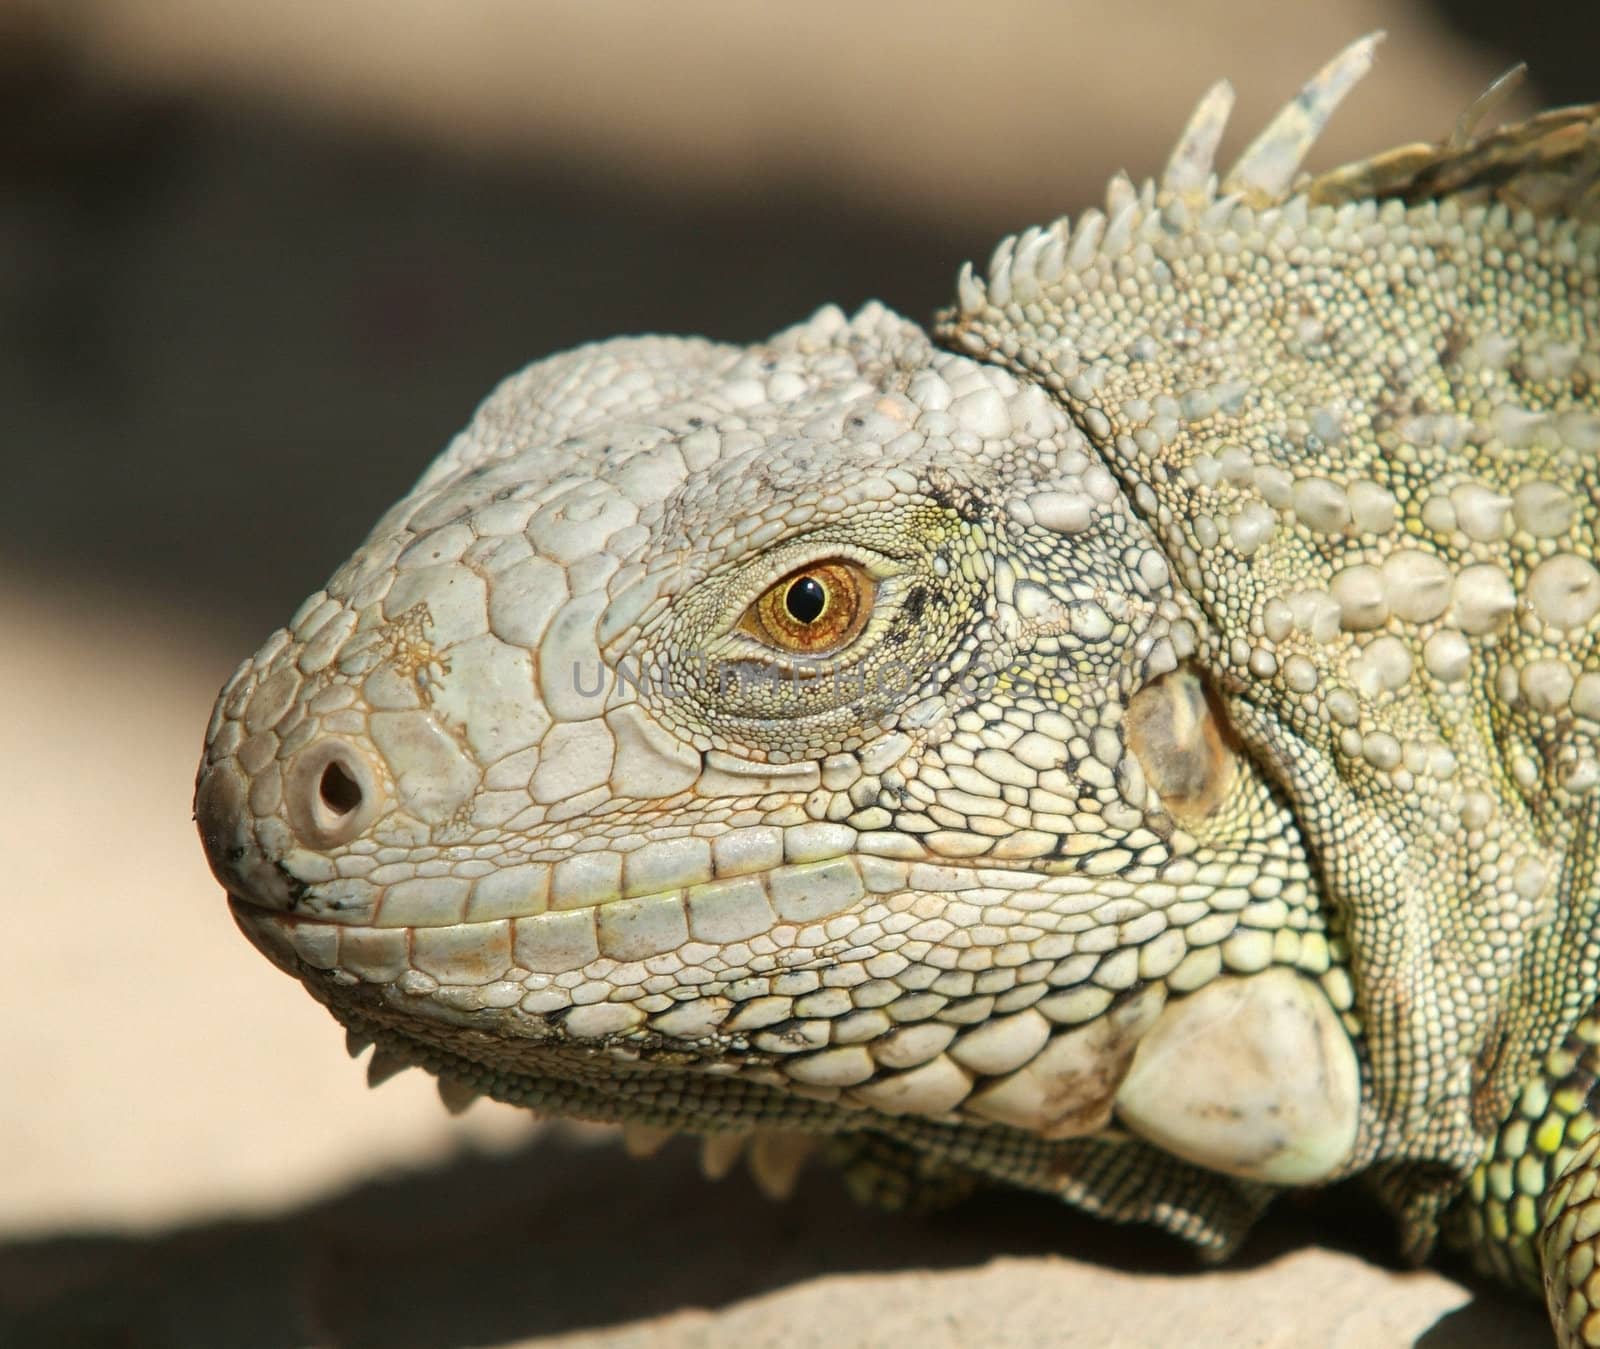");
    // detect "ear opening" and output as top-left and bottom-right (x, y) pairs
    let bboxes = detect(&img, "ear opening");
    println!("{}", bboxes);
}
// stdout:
(1124, 666), (1240, 824)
